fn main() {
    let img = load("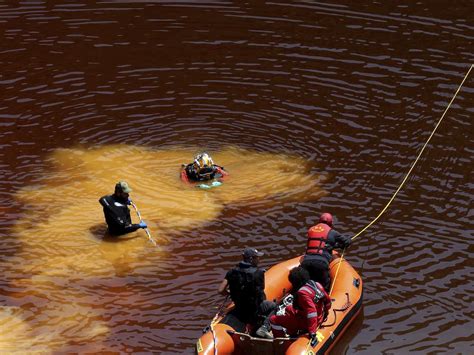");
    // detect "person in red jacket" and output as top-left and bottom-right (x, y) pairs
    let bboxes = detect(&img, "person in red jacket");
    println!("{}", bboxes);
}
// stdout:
(301, 212), (351, 291)
(269, 267), (331, 342)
